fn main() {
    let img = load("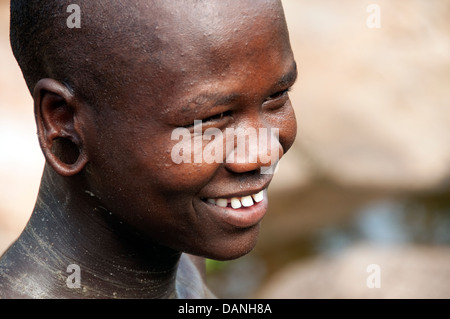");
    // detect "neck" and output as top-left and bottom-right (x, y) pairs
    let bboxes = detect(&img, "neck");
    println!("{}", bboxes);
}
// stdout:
(21, 165), (181, 298)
